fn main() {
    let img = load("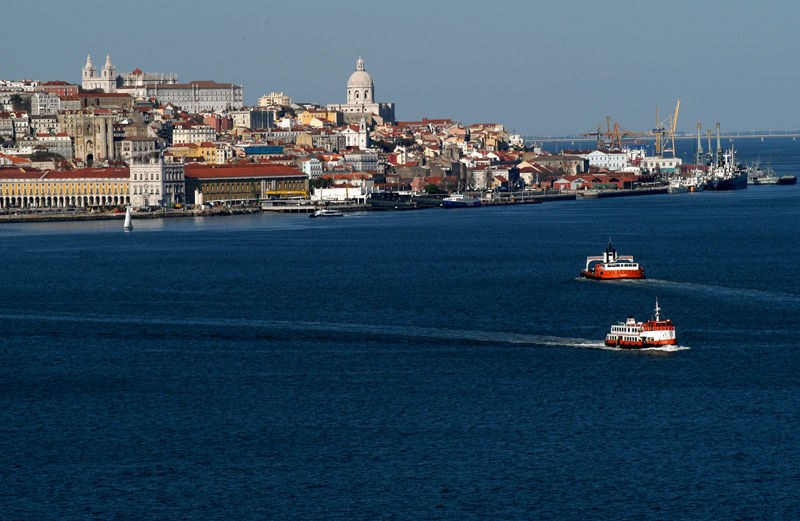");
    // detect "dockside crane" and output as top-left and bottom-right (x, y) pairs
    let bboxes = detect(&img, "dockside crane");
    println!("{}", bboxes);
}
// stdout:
(653, 99), (680, 158)
(584, 116), (651, 150)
